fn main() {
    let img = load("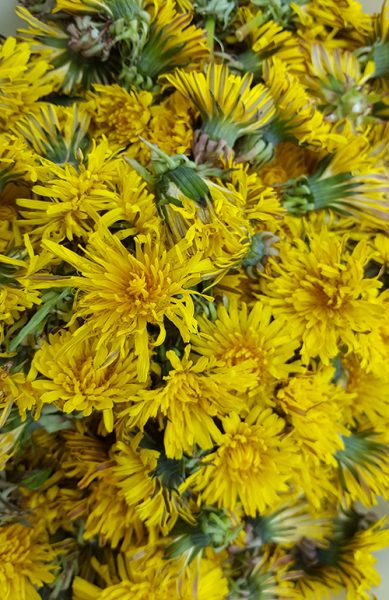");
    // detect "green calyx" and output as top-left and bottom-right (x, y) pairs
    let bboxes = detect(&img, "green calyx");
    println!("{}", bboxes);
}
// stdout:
(166, 509), (242, 563)
(372, 41), (389, 78)
(336, 430), (388, 471)
(235, 132), (274, 165)
(126, 141), (211, 207)
(282, 166), (358, 216)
